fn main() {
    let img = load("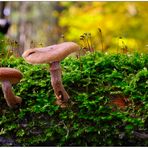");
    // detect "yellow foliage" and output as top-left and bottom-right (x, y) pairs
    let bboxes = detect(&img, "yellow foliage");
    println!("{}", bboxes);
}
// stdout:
(59, 2), (148, 53)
